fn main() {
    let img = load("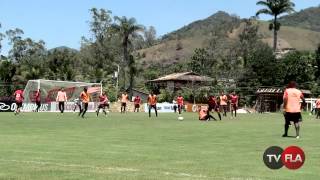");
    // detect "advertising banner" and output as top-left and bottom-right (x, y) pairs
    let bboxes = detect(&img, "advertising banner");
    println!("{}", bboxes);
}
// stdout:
(0, 101), (16, 112)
